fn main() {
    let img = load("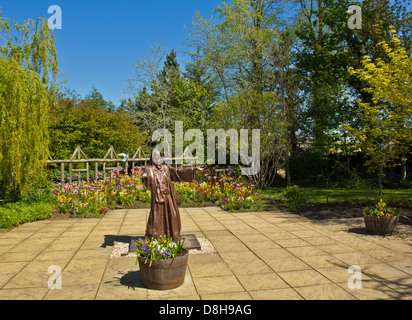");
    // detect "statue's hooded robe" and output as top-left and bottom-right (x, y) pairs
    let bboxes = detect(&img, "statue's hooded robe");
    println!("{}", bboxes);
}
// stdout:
(142, 151), (195, 240)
